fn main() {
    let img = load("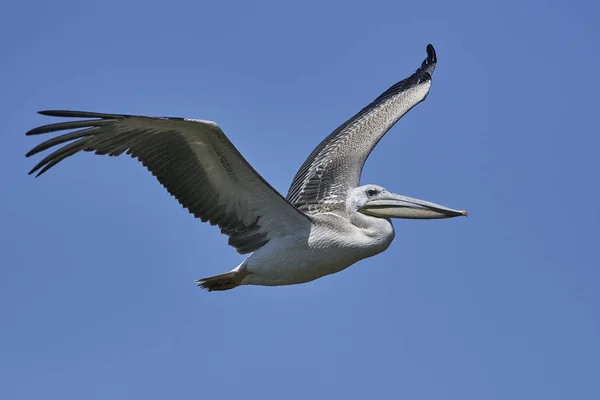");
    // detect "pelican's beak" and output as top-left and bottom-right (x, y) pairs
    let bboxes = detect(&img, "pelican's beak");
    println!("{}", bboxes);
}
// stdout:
(359, 192), (467, 219)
